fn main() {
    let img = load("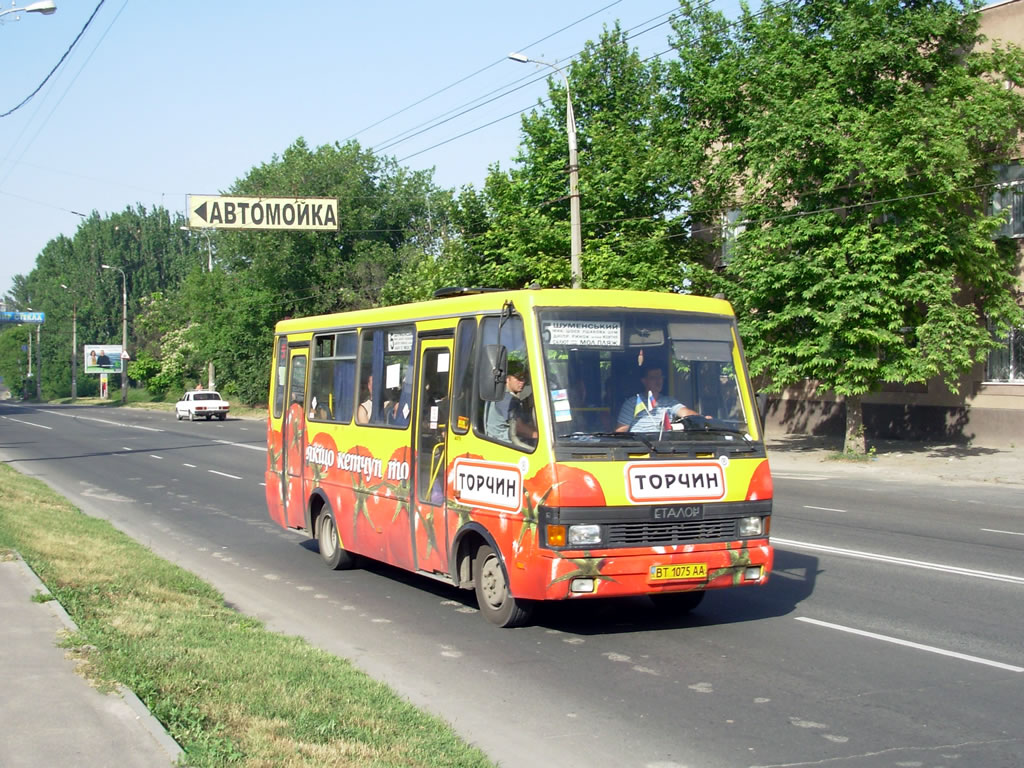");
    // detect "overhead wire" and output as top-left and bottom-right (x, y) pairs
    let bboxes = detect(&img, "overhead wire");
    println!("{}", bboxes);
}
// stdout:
(0, 0), (107, 119)
(0, 0), (128, 193)
(343, 0), (625, 143)
(376, 3), (695, 162)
